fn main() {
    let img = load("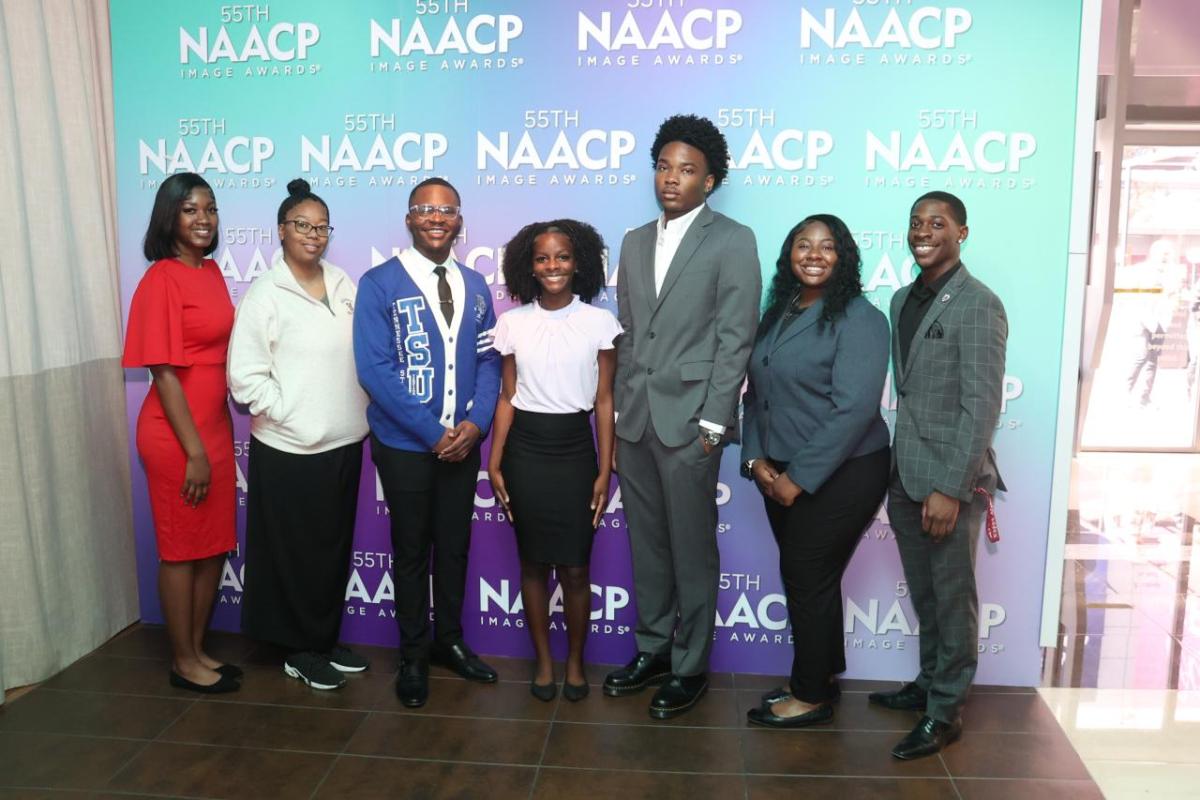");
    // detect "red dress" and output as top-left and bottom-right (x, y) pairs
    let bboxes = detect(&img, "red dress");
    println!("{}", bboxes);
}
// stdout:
(123, 258), (236, 561)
